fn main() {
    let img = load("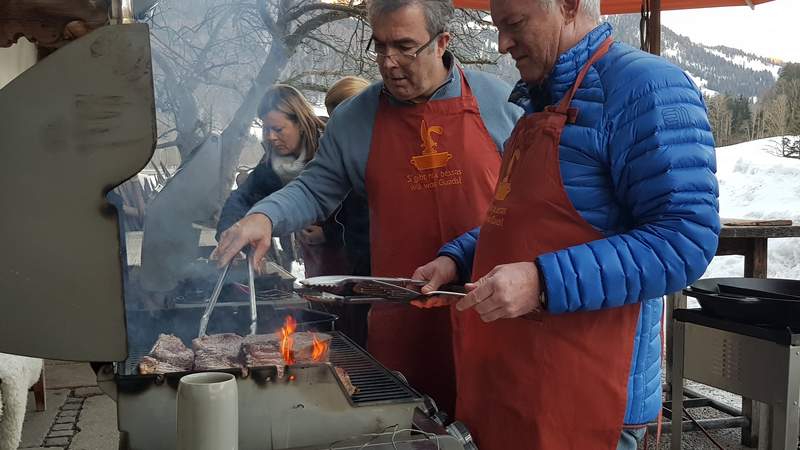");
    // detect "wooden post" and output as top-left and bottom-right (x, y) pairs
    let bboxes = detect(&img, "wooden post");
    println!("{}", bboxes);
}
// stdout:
(647, 0), (662, 55)
(744, 238), (768, 278)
